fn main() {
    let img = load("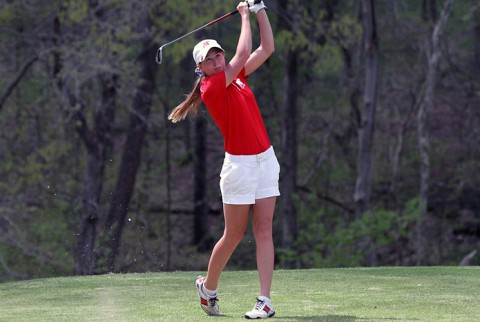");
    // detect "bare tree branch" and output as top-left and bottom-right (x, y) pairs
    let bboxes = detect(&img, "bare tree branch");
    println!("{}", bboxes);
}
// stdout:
(0, 56), (38, 112)
(416, 0), (455, 265)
